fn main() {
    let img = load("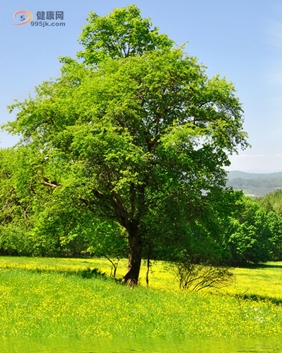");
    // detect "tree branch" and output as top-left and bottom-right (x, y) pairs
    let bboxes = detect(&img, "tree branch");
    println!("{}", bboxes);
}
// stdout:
(41, 181), (59, 188)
